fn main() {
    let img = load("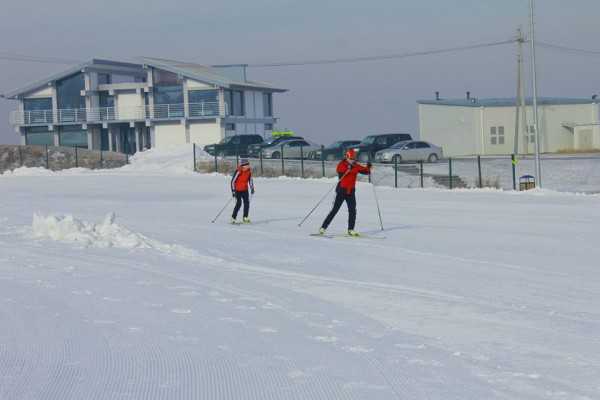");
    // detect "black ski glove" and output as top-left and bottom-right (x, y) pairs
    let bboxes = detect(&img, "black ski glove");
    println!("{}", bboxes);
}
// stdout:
(232, 190), (236, 198)
(251, 188), (255, 195)
(367, 162), (373, 168)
